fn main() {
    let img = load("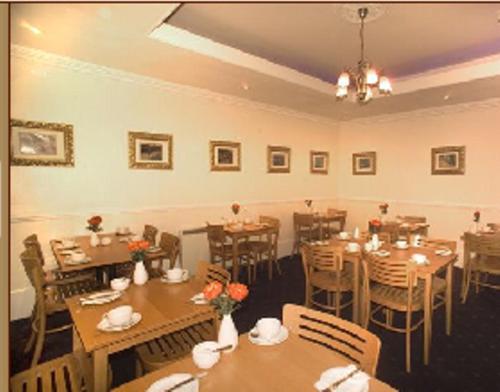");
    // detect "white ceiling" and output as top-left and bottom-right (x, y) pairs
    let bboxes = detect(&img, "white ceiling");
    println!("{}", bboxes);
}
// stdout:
(10, 3), (500, 122)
